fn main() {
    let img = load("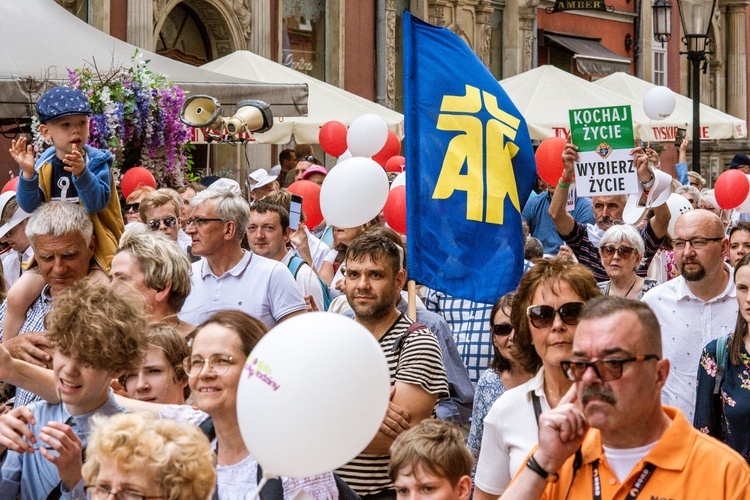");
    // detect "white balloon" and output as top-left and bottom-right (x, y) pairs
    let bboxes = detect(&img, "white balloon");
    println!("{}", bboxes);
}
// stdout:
(320, 157), (390, 227)
(666, 193), (694, 237)
(643, 86), (677, 121)
(336, 148), (353, 164)
(236, 313), (390, 478)
(347, 114), (388, 157)
(390, 172), (405, 190)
